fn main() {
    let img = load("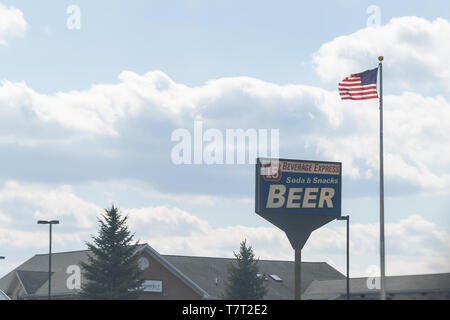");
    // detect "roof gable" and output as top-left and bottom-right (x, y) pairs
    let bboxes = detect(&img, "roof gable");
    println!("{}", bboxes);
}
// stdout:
(0, 244), (212, 299)
(16, 271), (50, 295)
(138, 244), (211, 299)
